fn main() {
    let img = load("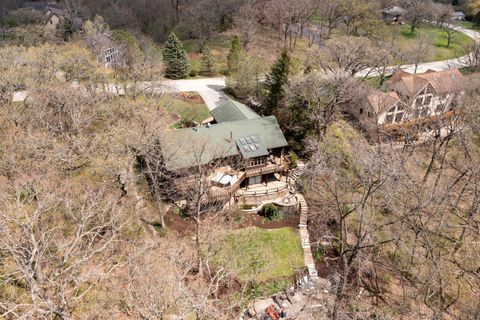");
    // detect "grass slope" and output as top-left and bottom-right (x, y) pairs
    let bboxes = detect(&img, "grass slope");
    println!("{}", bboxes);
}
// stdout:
(213, 227), (304, 282)
(389, 24), (474, 61)
(160, 93), (210, 126)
